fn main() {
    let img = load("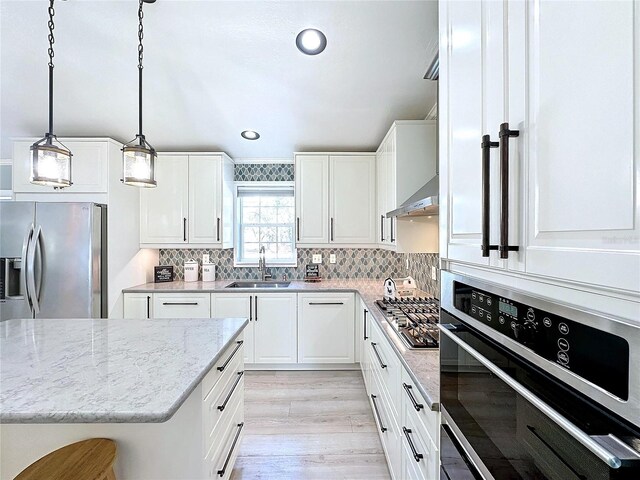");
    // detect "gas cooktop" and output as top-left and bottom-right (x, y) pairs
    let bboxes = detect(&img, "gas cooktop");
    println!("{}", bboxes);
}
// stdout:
(375, 297), (440, 349)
